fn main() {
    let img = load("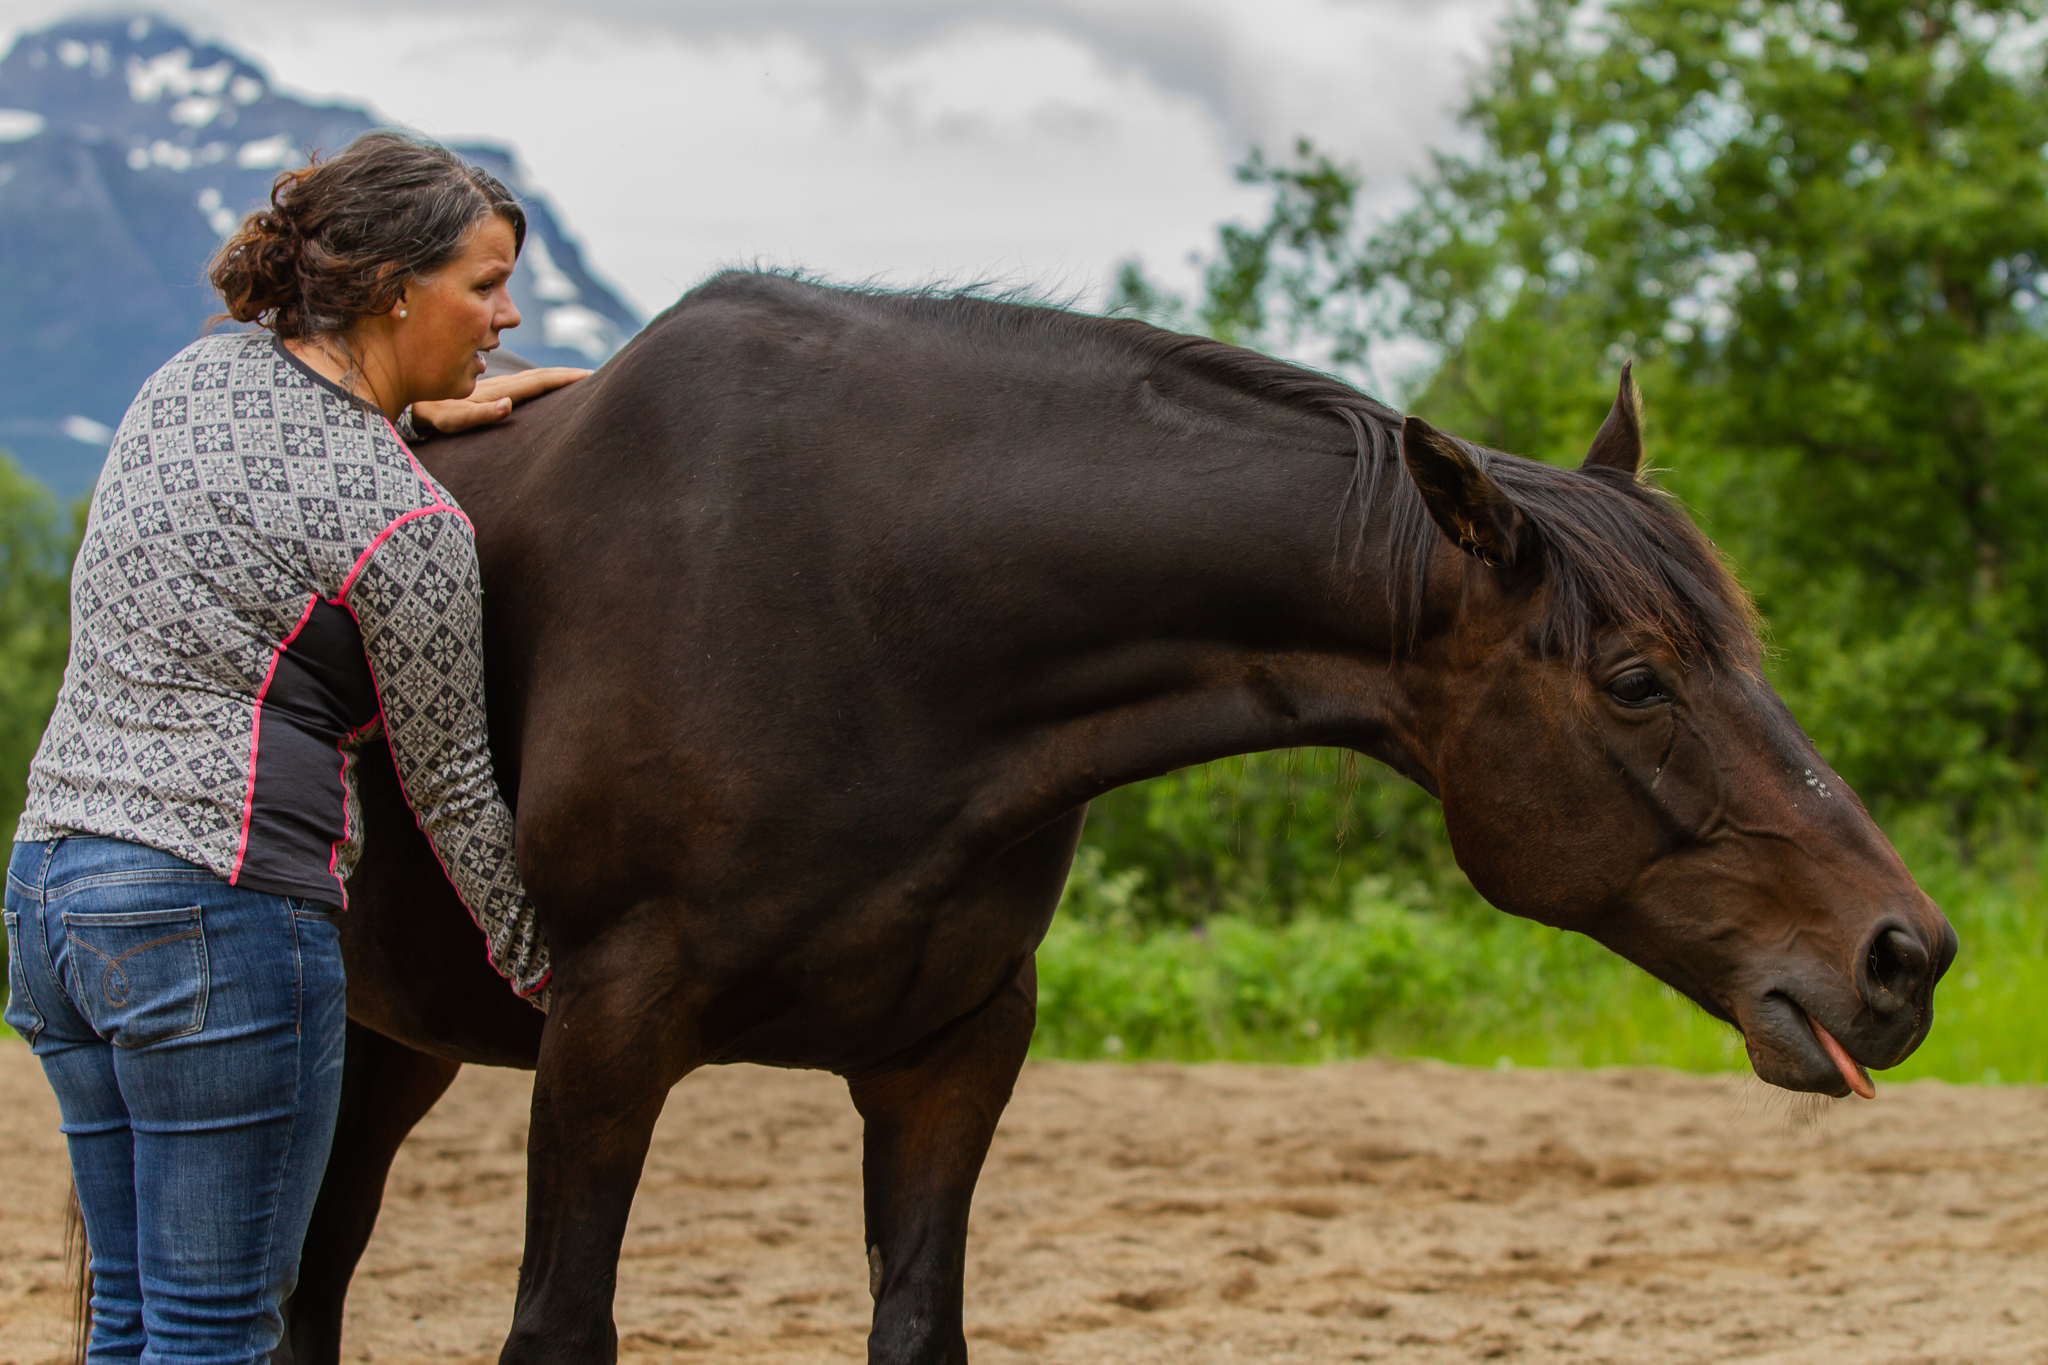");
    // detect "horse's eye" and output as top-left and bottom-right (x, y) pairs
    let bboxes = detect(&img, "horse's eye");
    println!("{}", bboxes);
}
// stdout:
(1608, 670), (1666, 707)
